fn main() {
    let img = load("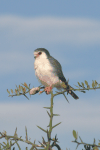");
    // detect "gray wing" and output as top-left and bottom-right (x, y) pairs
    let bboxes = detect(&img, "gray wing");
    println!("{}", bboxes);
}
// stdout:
(48, 56), (79, 99)
(48, 56), (67, 83)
